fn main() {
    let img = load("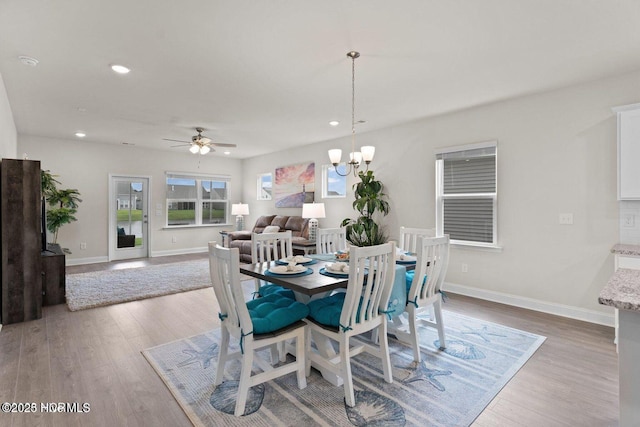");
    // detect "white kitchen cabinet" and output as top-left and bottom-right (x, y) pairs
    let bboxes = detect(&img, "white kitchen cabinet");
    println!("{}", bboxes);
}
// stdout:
(613, 103), (640, 200)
